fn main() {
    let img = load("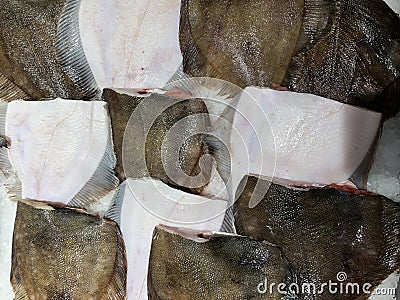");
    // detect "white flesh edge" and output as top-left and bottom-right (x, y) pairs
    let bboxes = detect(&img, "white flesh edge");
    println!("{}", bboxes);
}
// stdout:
(5, 99), (109, 203)
(226, 87), (382, 200)
(121, 178), (227, 300)
(79, 0), (182, 90)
